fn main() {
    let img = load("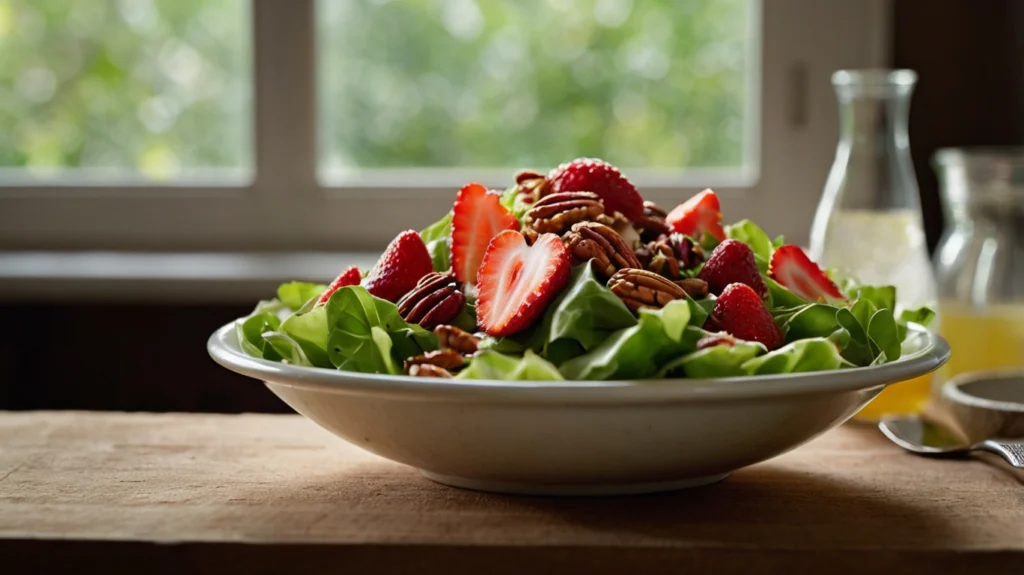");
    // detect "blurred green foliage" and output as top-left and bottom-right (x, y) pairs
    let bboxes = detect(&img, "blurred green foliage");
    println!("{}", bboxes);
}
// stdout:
(319, 0), (751, 171)
(0, 0), (750, 178)
(0, 0), (250, 178)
